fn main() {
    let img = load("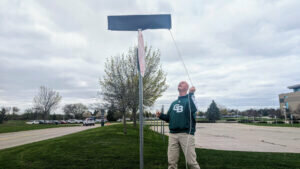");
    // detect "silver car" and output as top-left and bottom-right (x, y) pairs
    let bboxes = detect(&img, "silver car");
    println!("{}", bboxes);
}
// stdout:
(26, 120), (39, 124)
(83, 118), (95, 126)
